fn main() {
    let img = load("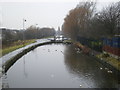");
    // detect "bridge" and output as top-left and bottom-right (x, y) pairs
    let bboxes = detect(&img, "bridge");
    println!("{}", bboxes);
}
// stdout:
(48, 35), (69, 41)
